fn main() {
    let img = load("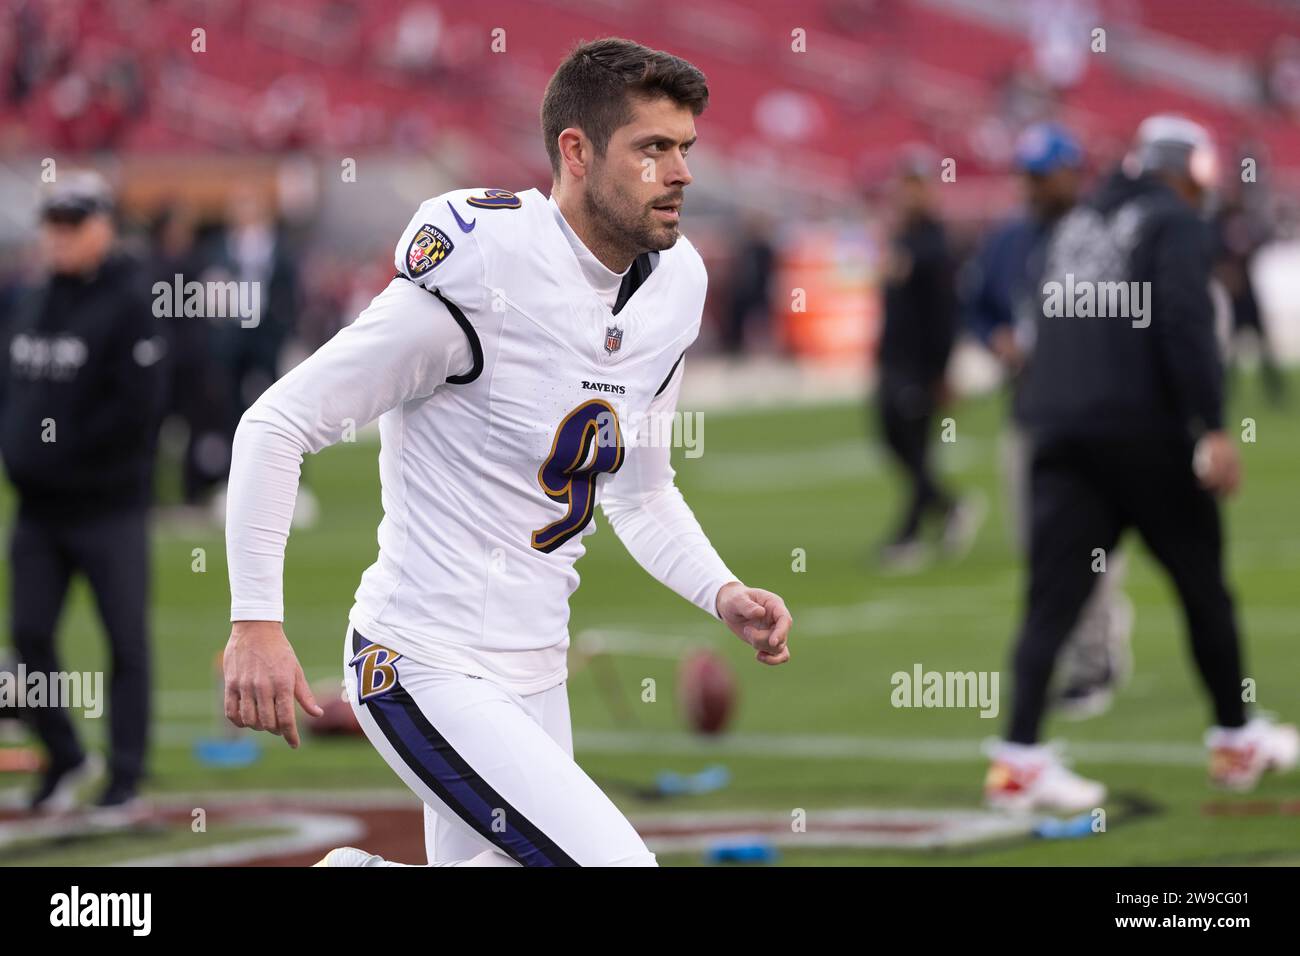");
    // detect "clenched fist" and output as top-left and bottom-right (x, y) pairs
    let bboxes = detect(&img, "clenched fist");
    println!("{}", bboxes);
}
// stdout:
(716, 582), (793, 666)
